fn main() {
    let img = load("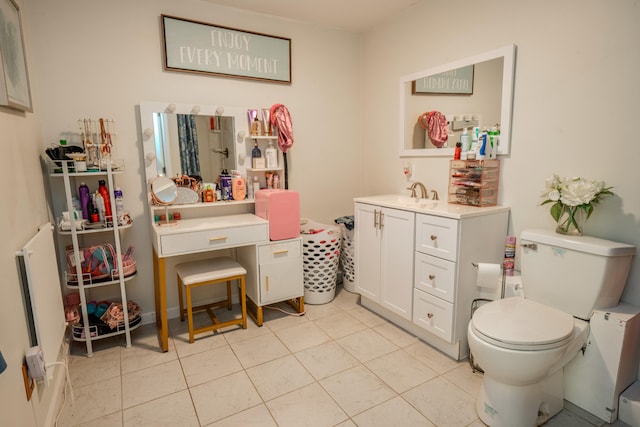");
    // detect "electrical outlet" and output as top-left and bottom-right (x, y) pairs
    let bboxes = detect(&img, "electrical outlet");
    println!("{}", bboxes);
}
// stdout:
(25, 346), (46, 381)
